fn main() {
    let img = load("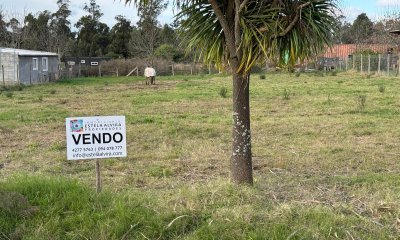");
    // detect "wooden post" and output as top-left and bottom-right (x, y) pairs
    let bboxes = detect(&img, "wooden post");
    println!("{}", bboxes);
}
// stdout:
(208, 65), (211, 74)
(353, 55), (355, 70)
(397, 55), (400, 76)
(172, 63), (175, 76)
(360, 54), (363, 73)
(345, 57), (348, 71)
(98, 65), (101, 77)
(116, 68), (119, 77)
(2, 65), (4, 86)
(387, 54), (390, 76)
(136, 67), (139, 77)
(79, 63), (81, 77)
(378, 54), (381, 75)
(190, 64), (193, 75)
(368, 55), (370, 75)
(96, 159), (101, 193)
